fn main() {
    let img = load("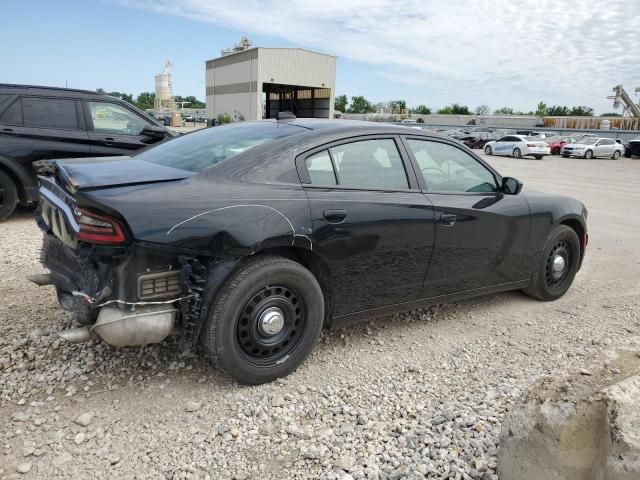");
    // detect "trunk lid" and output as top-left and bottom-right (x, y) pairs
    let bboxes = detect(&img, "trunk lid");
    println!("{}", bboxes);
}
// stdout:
(52, 156), (194, 193)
